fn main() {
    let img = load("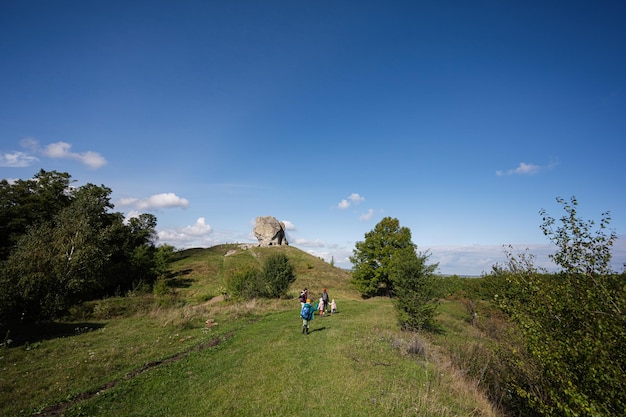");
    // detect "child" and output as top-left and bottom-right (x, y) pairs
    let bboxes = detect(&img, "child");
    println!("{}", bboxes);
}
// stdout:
(299, 288), (308, 308)
(319, 297), (325, 316)
(331, 299), (337, 314)
(300, 299), (318, 334)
